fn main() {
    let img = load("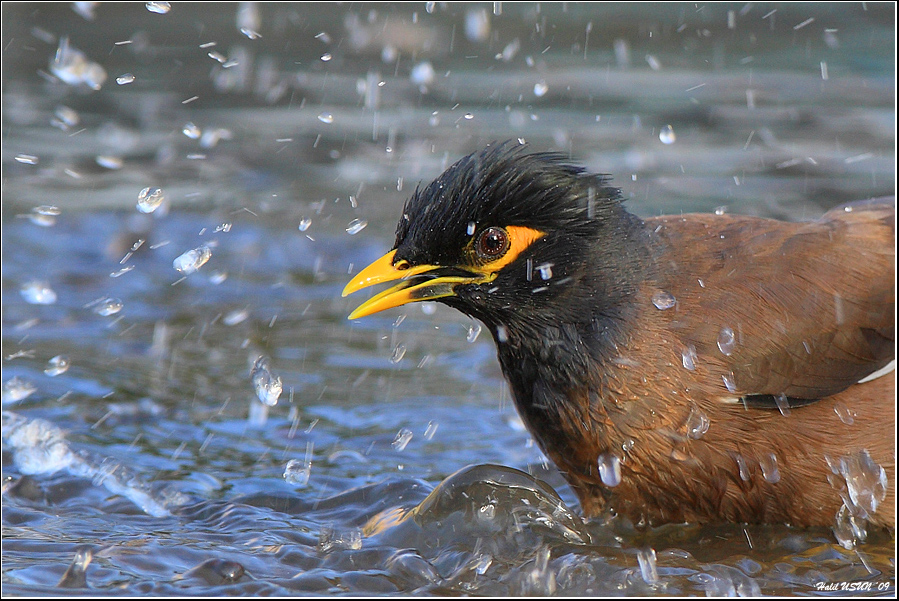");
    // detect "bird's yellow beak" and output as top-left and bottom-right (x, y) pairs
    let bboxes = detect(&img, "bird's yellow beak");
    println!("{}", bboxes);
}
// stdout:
(342, 250), (474, 319)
